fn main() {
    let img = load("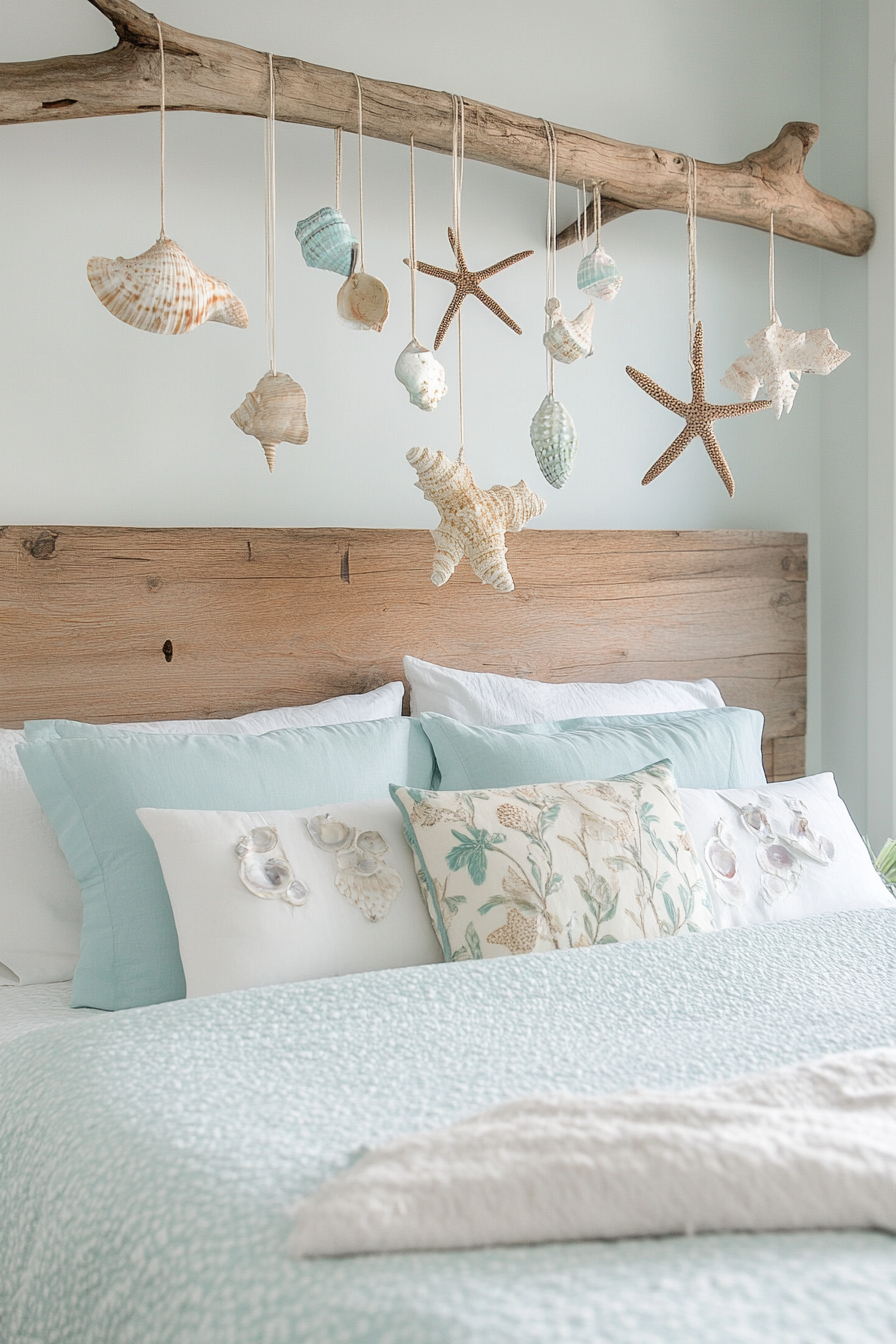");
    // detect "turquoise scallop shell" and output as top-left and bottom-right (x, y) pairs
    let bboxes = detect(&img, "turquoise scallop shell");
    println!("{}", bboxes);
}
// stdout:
(577, 245), (622, 302)
(529, 394), (578, 489)
(295, 207), (358, 277)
